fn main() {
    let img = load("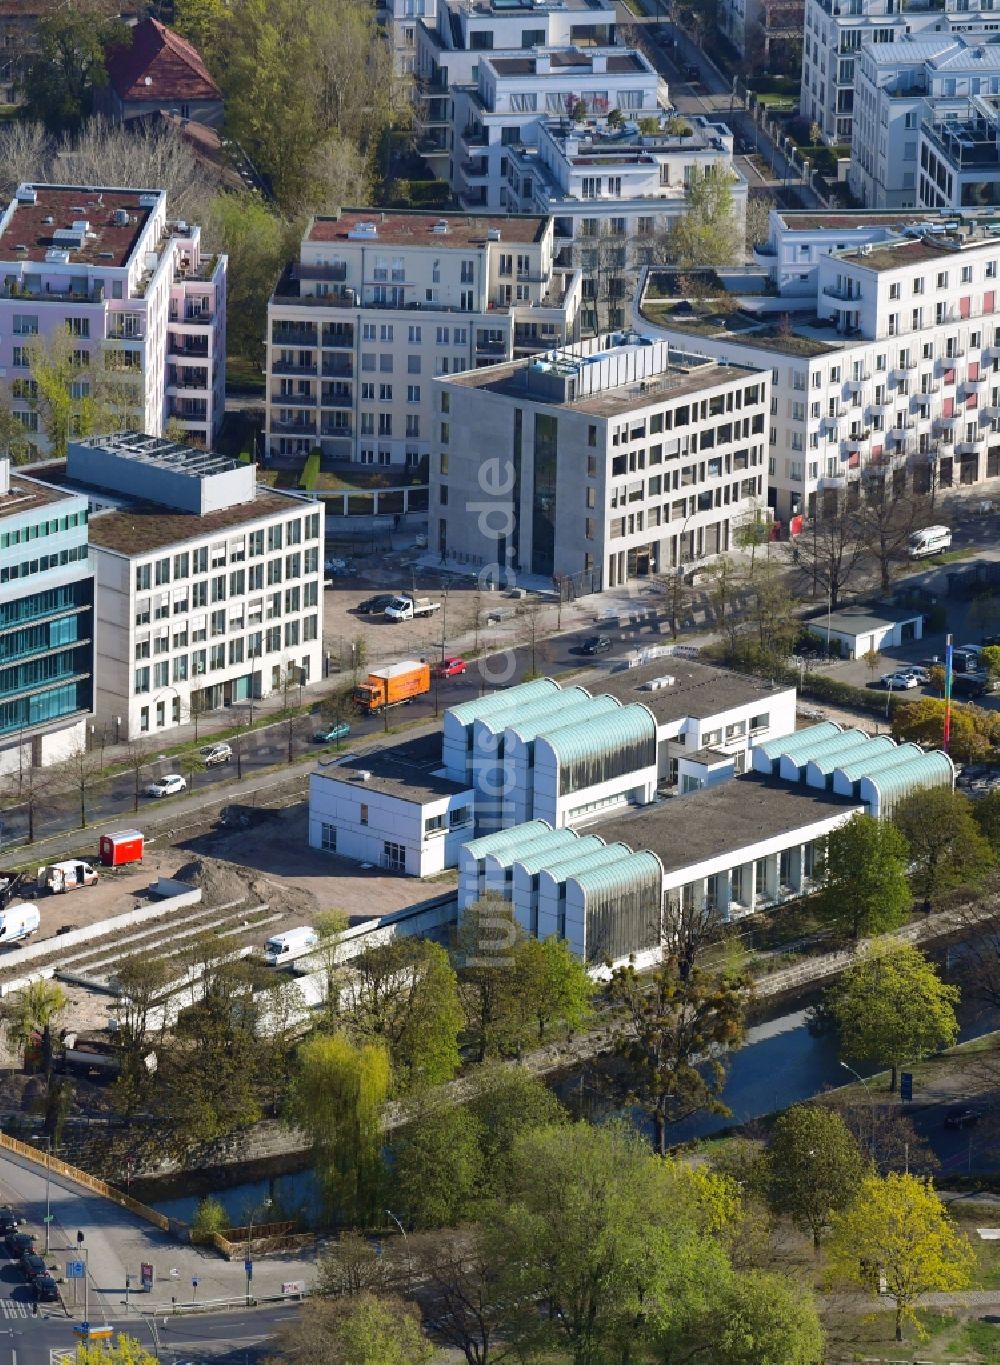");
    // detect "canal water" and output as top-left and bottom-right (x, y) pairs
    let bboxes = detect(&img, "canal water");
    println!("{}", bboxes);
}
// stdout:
(139, 933), (1000, 1221)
